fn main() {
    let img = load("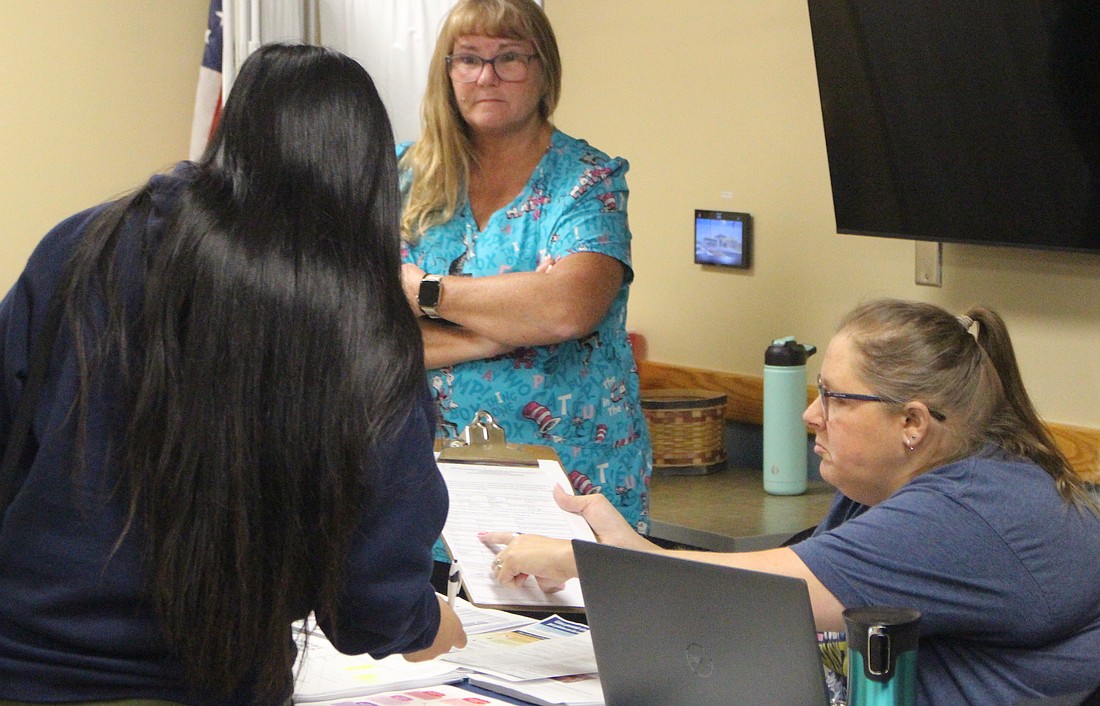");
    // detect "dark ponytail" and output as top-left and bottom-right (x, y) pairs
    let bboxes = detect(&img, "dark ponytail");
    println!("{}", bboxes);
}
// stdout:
(967, 306), (1095, 510)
